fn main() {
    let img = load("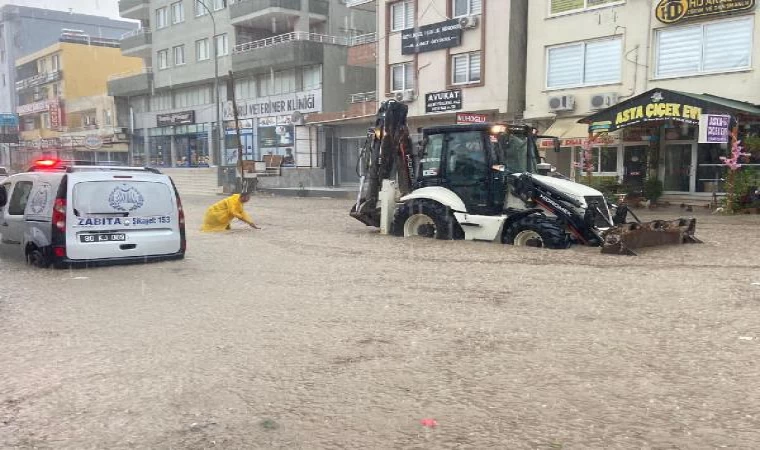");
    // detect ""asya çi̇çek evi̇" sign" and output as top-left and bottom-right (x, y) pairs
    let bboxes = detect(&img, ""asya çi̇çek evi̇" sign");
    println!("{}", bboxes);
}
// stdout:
(655, 0), (756, 24)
